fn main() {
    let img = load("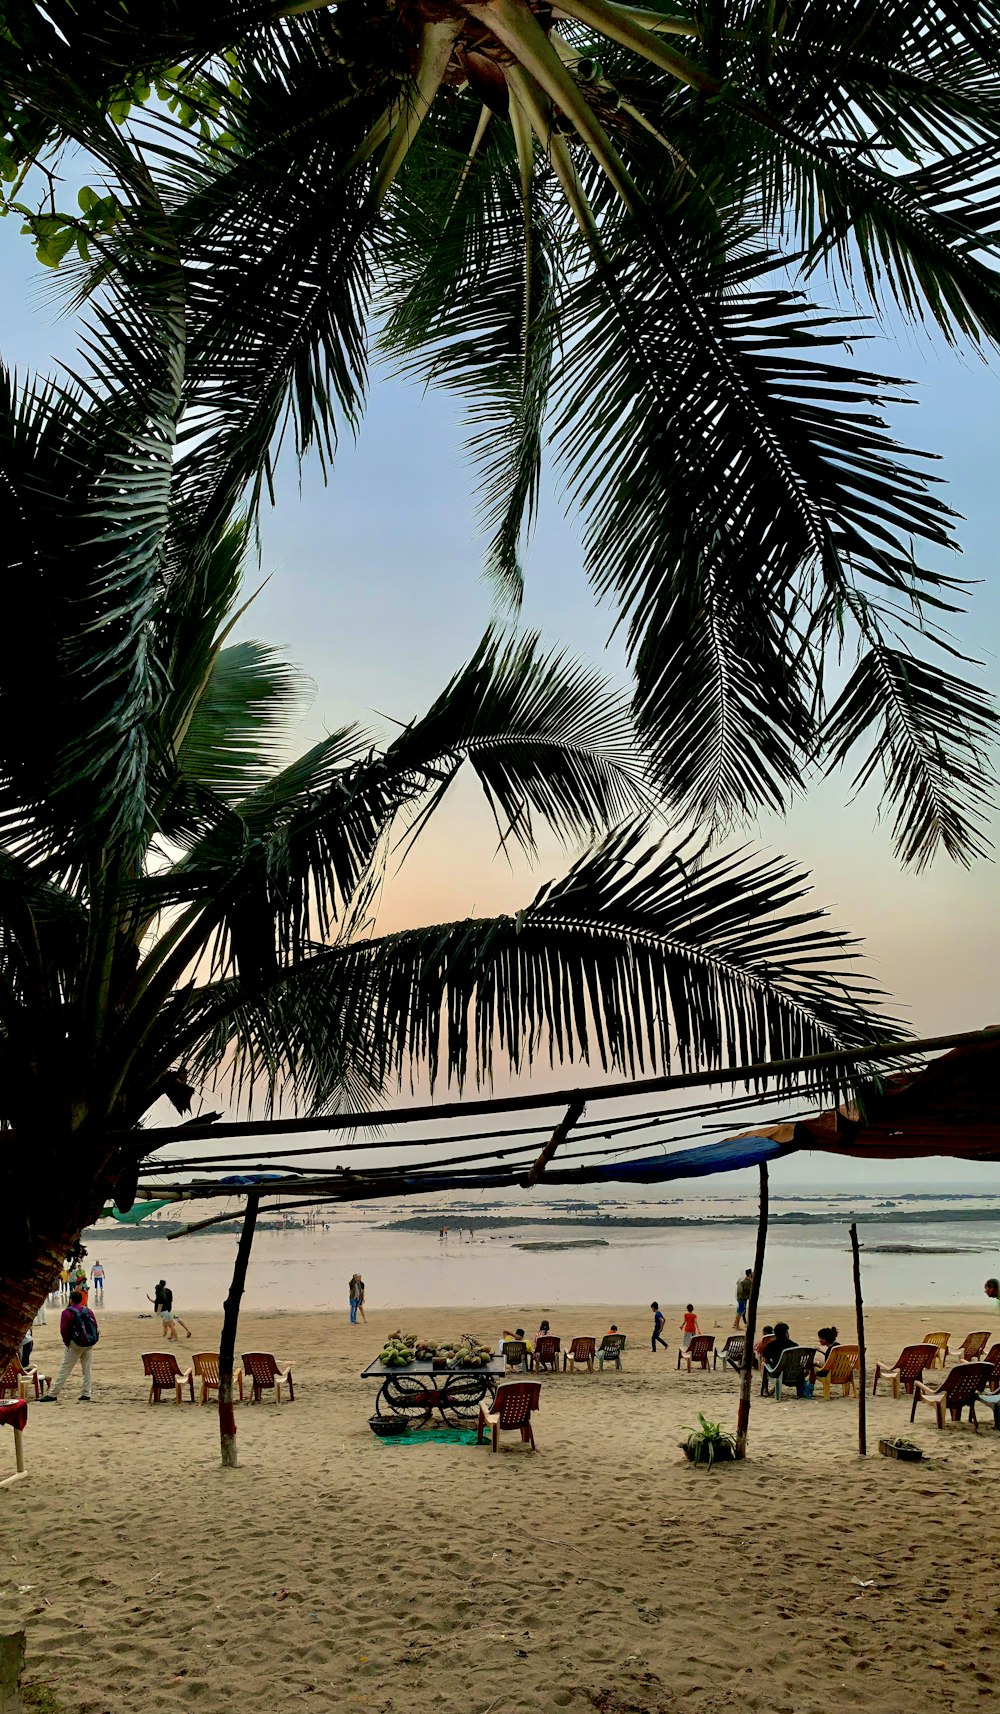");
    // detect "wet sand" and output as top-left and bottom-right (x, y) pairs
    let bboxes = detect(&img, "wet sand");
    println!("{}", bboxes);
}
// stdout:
(3, 1300), (998, 1714)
